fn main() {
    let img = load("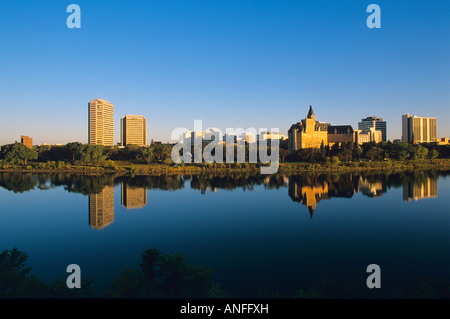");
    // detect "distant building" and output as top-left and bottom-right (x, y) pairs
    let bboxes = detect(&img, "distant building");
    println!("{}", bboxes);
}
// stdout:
(183, 129), (222, 145)
(327, 125), (354, 147)
(89, 185), (114, 230)
(354, 127), (382, 145)
(358, 116), (387, 142)
(21, 135), (33, 148)
(223, 134), (238, 143)
(257, 131), (287, 145)
(288, 105), (356, 153)
(288, 106), (329, 153)
(120, 115), (147, 146)
(402, 114), (437, 143)
(436, 137), (449, 145)
(88, 98), (114, 146)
